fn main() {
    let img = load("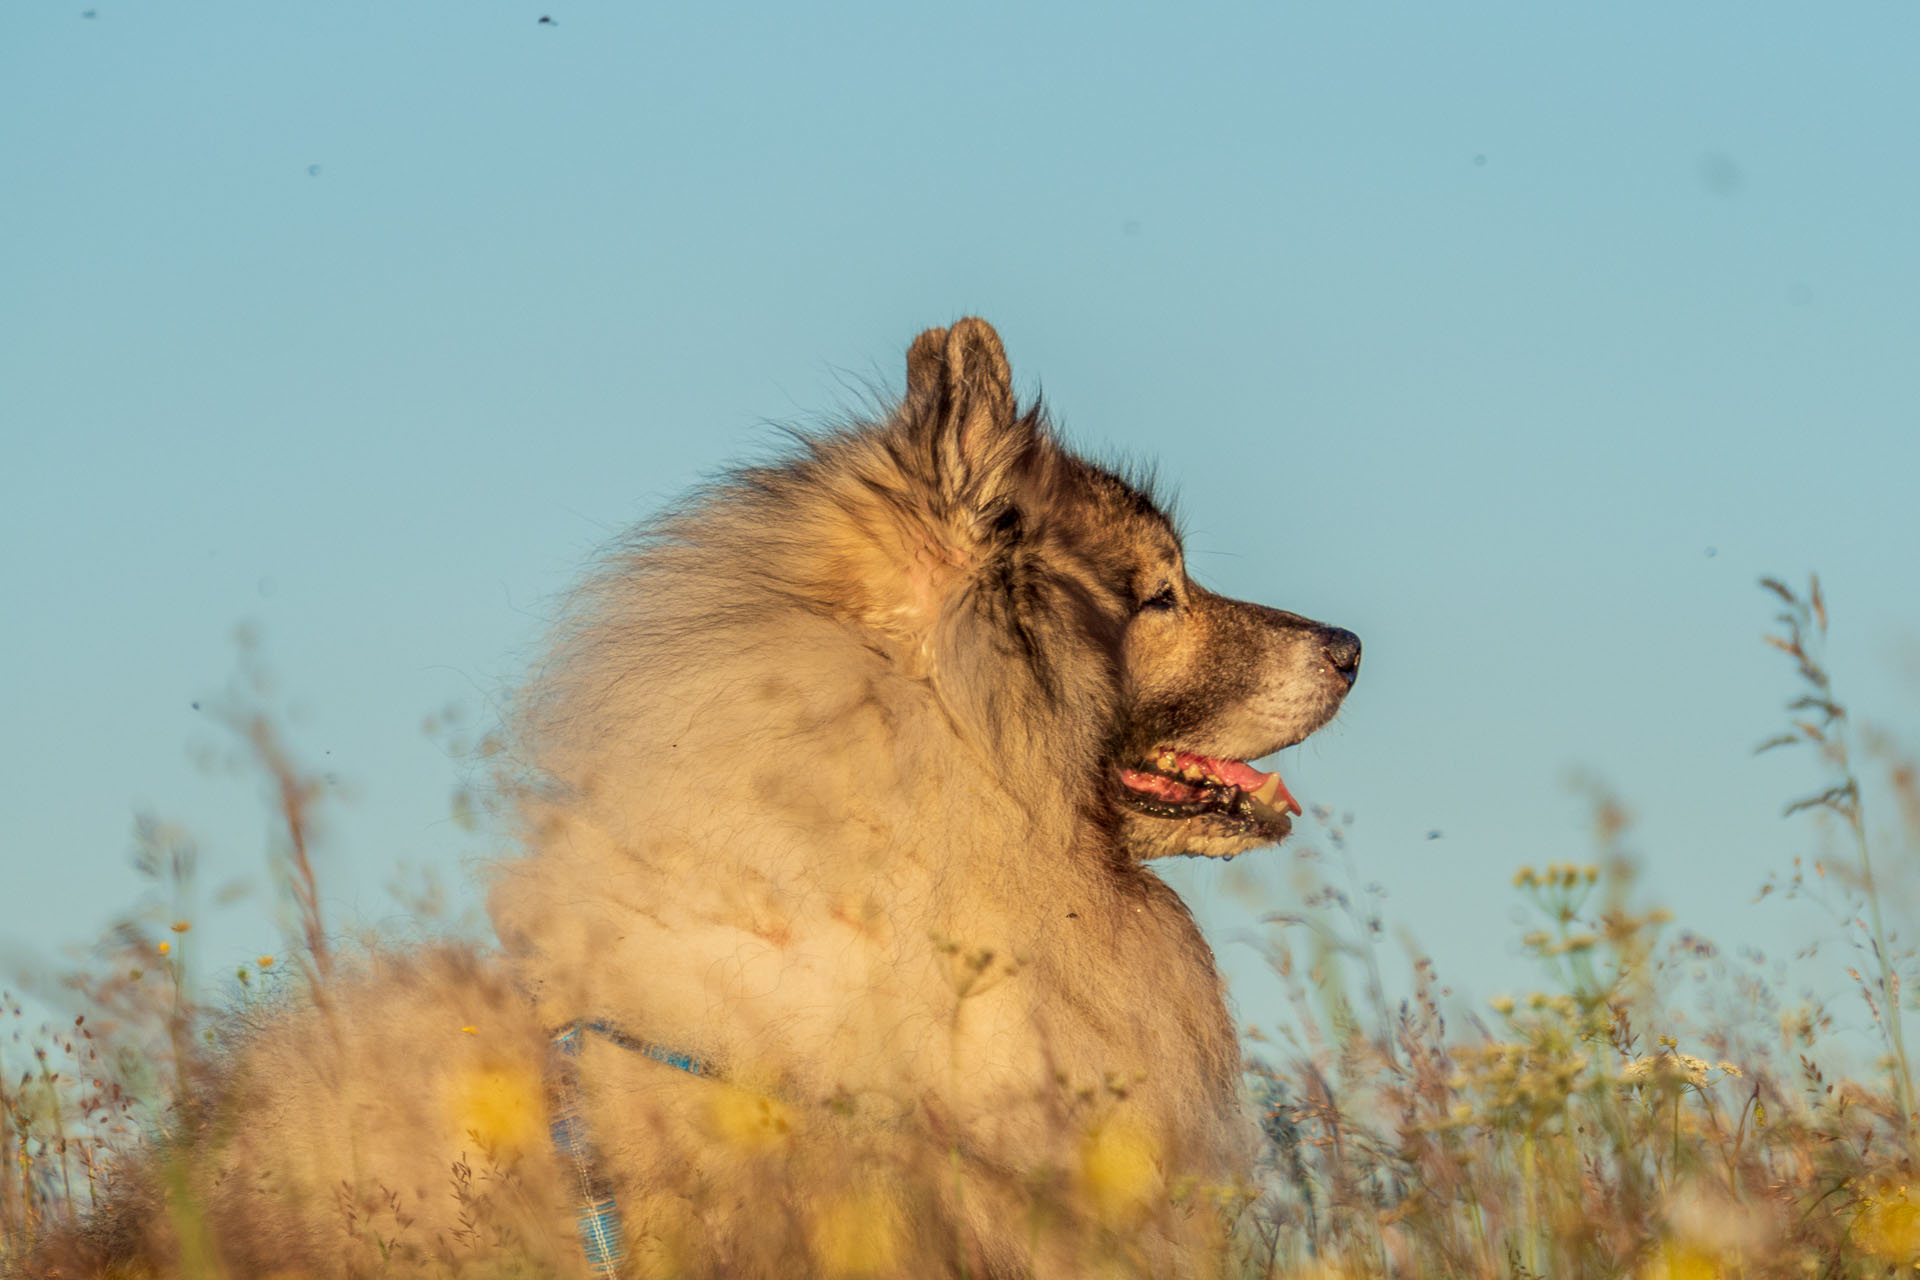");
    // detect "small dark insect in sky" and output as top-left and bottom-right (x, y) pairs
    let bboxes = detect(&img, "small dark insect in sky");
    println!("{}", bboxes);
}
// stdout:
(82, 8), (97, 16)
(1426, 830), (1443, 841)
(307, 164), (322, 177)
(538, 14), (555, 23)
